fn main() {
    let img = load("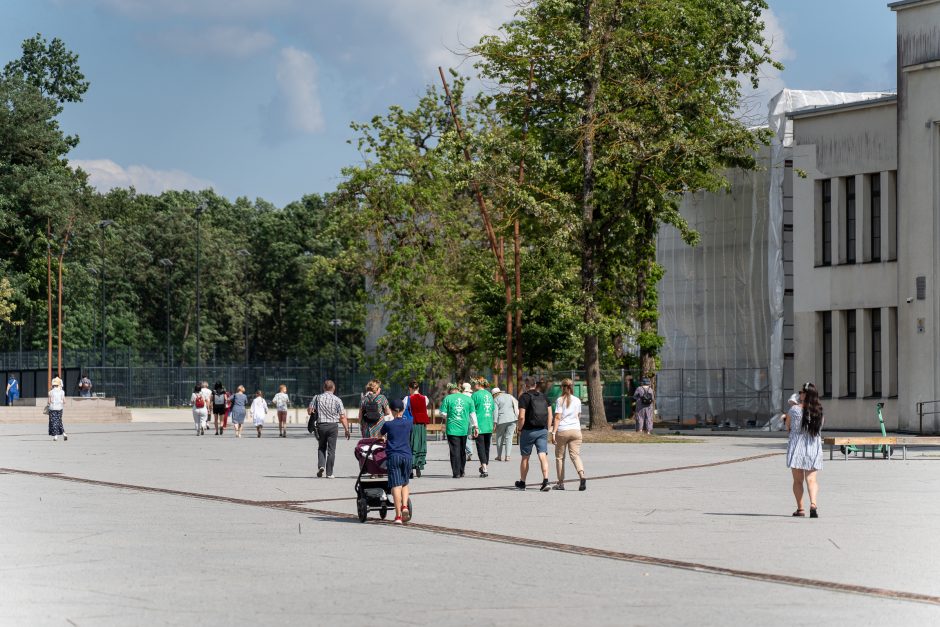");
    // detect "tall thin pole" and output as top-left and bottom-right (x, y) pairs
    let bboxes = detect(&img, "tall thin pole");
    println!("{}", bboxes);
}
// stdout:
(515, 62), (534, 395)
(55, 219), (74, 380)
(164, 264), (171, 366)
(195, 208), (202, 373)
(100, 234), (106, 368)
(438, 67), (515, 390)
(46, 219), (52, 388)
(332, 295), (339, 380)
